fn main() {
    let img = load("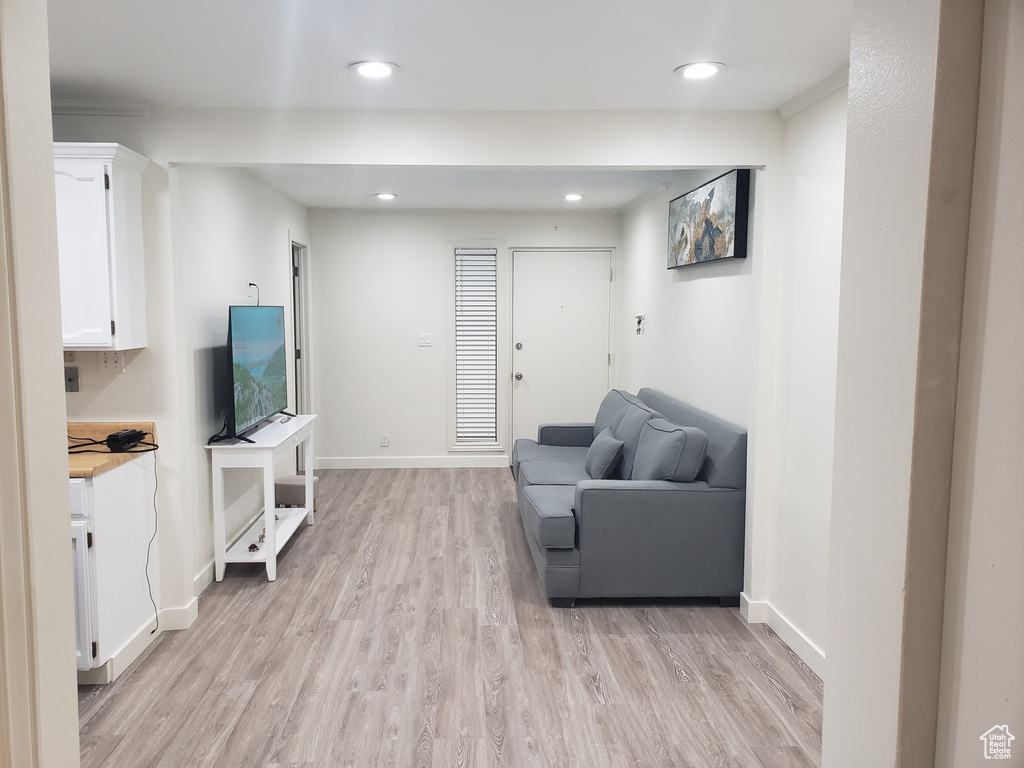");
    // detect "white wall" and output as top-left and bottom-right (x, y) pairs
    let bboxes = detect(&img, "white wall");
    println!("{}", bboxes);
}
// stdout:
(170, 165), (309, 586)
(309, 209), (620, 466)
(66, 164), (309, 606)
(823, 0), (983, 763)
(937, 0), (1024, 763)
(762, 87), (847, 672)
(63, 162), (197, 620)
(615, 170), (761, 427)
